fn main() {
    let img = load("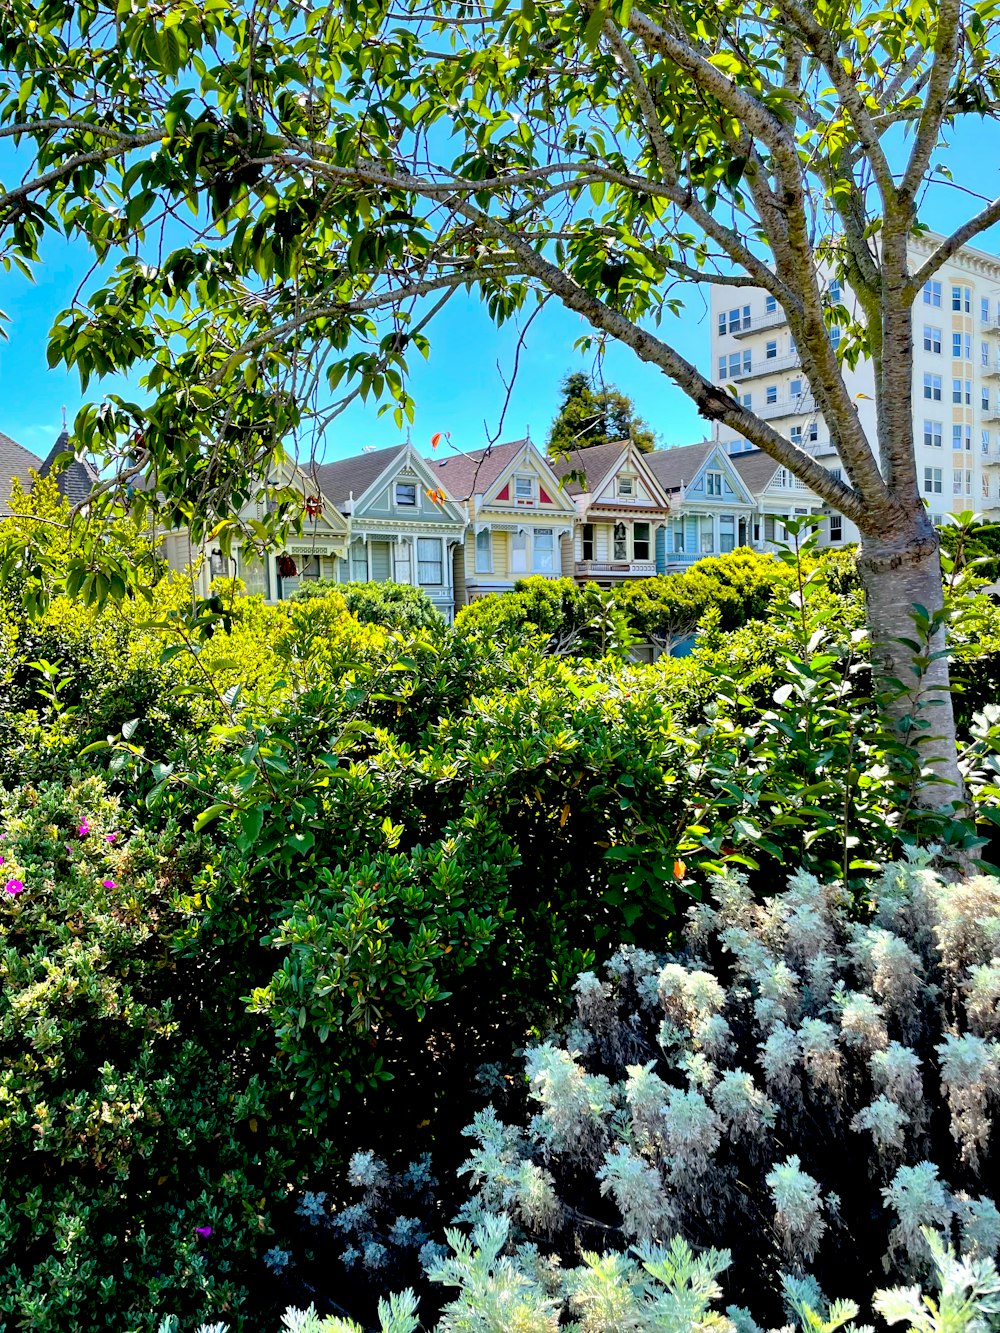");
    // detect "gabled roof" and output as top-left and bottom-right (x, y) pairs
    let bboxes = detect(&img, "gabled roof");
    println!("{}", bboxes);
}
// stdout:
(729, 448), (784, 495)
(0, 431), (43, 516)
(552, 441), (629, 497)
(312, 445), (407, 511)
(644, 442), (716, 493)
(430, 439), (532, 500)
(38, 430), (99, 506)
